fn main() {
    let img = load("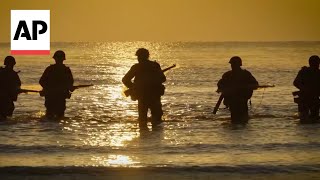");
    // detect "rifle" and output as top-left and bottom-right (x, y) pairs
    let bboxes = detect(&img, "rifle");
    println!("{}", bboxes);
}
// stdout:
(161, 64), (176, 73)
(213, 94), (224, 114)
(124, 64), (176, 99)
(19, 89), (41, 94)
(255, 85), (275, 89)
(292, 91), (300, 96)
(72, 84), (94, 90)
(213, 84), (275, 114)
(39, 84), (94, 96)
